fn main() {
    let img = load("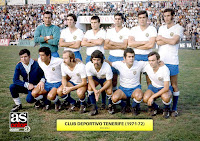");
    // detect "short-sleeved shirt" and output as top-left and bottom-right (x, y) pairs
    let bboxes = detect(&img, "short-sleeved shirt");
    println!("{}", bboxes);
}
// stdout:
(84, 29), (106, 55)
(105, 27), (129, 57)
(144, 63), (171, 88)
(86, 61), (113, 80)
(112, 61), (143, 88)
(38, 57), (63, 83)
(61, 62), (86, 85)
(158, 24), (183, 65)
(129, 25), (157, 55)
(60, 27), (84, 52)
